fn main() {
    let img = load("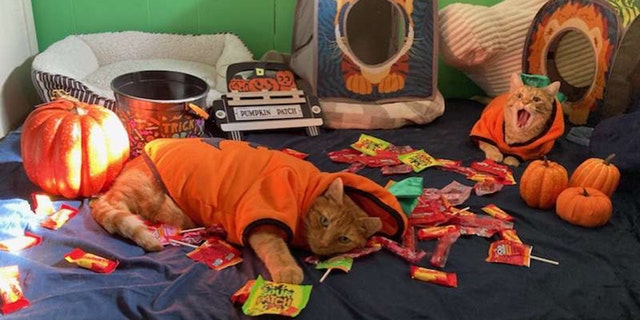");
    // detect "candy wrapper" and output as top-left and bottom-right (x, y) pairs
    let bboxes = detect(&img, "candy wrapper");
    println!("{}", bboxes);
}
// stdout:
(486, 240), (532, 267)
(41, 204), (78, 230)
(0, 266), (30, 314)
(281, 148), (308, 159)
(410, 265), (458, 288)
(147, 223), (181, 246)
(481, 204), (515, 222)
(474, 180), (504, 196)
(186, 238), (243, 271)
(417, 225), (460, 241)
(316, 256), (354, 282)
(350, 134), (390, 156)
(231, 280), (256, 305)
(328, 148), (362, 164)
(371, 236), (427, 264)
(242, 275), (312, 317)
(388, 177), (423, 215)
(0, 232), (42, 252)
(471, 159), (510, 179)
(499, 229), (522, 243)
(64, 248), (119, 273)
(439, 181), (473, 206)
(381, 164), (413, 175)
(342, 162), (366, 173)
(398, 150), (441, 173)
(31, 193), (55, 215)
(430, 229), (461, 268)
